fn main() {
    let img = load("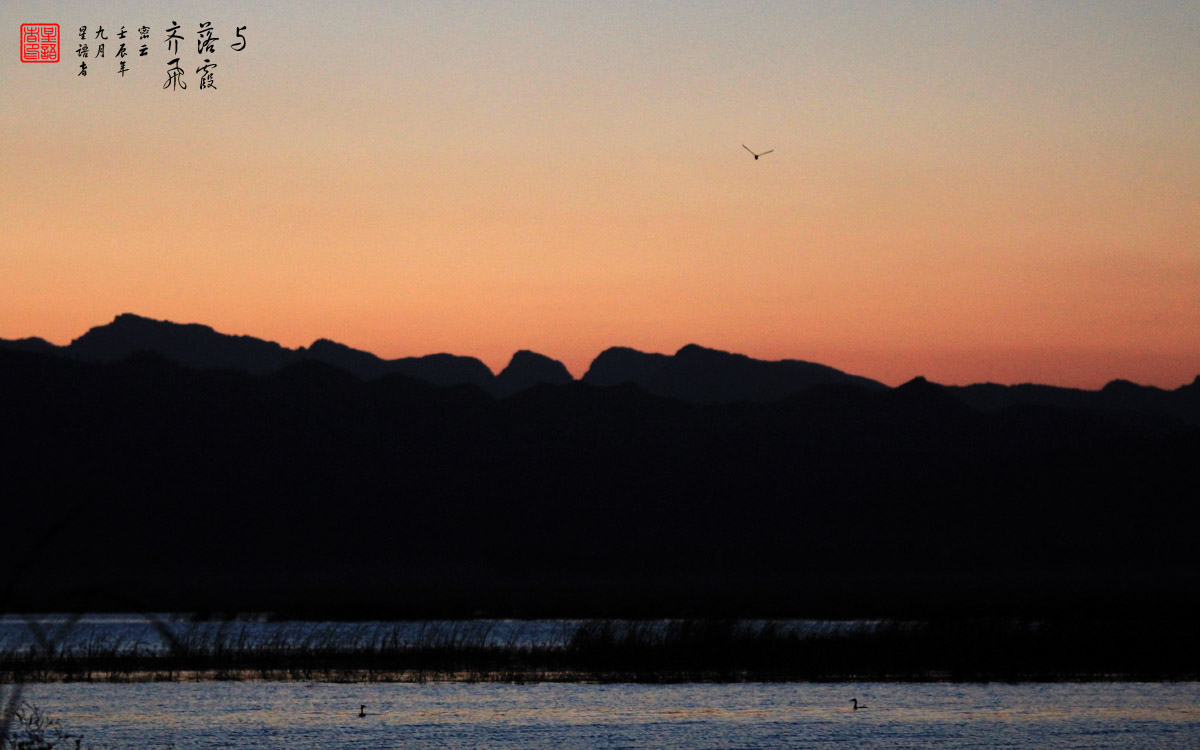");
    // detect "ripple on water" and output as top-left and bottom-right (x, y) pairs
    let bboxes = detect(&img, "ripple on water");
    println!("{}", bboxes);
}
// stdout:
(11, 681), (1200, 750)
